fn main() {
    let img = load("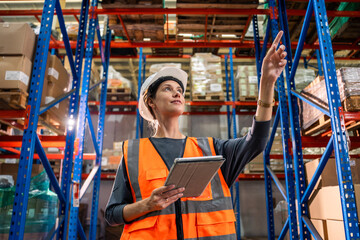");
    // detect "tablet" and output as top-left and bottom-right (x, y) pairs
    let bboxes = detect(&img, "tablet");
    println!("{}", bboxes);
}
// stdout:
(164, 155), (225, 198)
